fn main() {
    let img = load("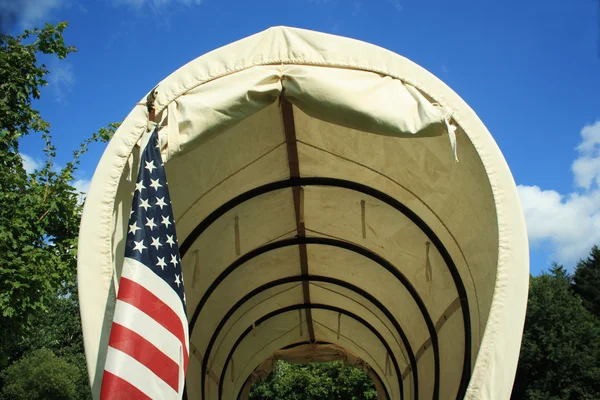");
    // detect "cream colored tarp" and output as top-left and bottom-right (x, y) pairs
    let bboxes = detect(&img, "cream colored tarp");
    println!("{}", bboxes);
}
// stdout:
(78, 26), (529, 400)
